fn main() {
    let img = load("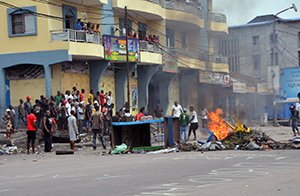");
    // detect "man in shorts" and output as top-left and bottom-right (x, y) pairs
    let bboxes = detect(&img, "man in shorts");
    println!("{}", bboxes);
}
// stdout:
(26, 108), (37, 154)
